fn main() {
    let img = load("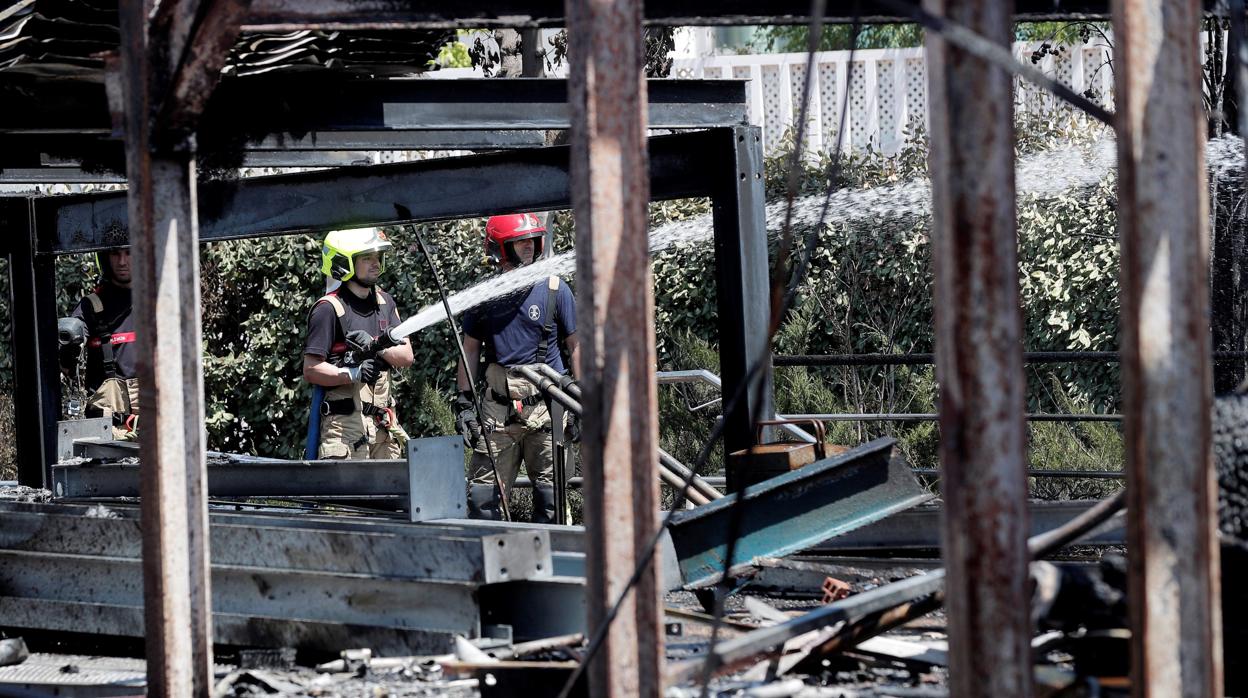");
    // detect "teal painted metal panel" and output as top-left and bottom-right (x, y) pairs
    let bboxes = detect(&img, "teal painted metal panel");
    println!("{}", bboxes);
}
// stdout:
(668, 437), (933, 588)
